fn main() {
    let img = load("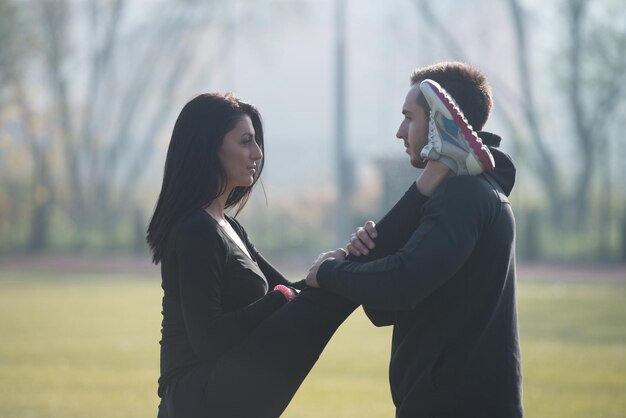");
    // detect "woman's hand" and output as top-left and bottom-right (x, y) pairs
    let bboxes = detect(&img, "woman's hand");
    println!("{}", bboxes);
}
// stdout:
(346, 221), (377, 256)
(305, 248), (347, 288)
